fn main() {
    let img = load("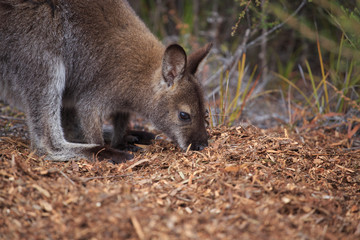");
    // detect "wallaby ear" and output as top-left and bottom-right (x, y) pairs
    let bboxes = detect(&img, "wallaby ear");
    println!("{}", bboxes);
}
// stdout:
(162, 44), (187, 87)
(187, 43), (213, 75)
